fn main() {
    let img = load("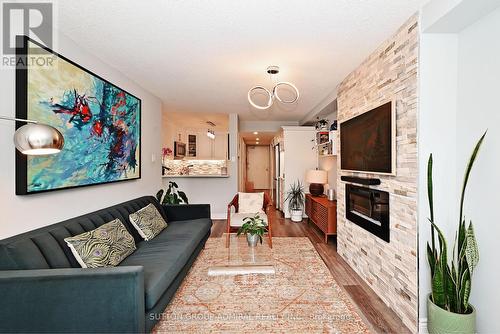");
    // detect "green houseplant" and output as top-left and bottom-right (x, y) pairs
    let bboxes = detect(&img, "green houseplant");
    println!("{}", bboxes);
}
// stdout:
(285, 180), (305, 222)
(426, 131), (486, 334)
(236, 214), (268, 247)
(156, 181), (189, 205)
